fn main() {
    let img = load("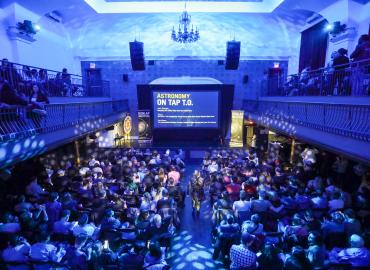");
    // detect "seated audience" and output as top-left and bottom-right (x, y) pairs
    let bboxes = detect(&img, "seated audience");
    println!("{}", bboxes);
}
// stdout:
(0, 144), (369, 270)
(143, 243), (169, 270)
(29, 231), (66, 269)
(2, 235), (31, 270)
(284, 246), (312, 270)
(257, 244), (284, 270)
(329, 234), (370, 268)
(53, 209), (76, 235)
(229, 232), (257, 270)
